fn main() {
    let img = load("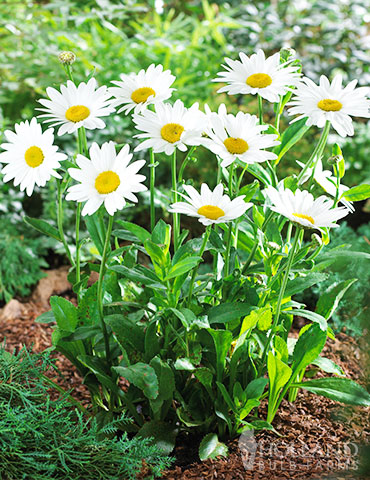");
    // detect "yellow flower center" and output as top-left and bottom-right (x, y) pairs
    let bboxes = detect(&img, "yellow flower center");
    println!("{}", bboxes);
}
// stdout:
(95, 171), (120, 194)
(317, 99), (342, 112)
(292, 213), (315, 224)
(131, 87), (155, 104)
(160, 123), (184, 143)
(24, 146), (44, 168)
(65, 105), (91, 122)
(246, 73), (272, 89)
(197, 205), (225, 220)
(223, 137), (249, 155)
